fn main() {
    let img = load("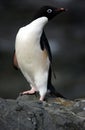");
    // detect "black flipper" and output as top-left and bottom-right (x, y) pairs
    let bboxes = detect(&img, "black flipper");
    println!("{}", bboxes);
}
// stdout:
(40, 31), (52, 62)
(40, 31), (56, 78)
